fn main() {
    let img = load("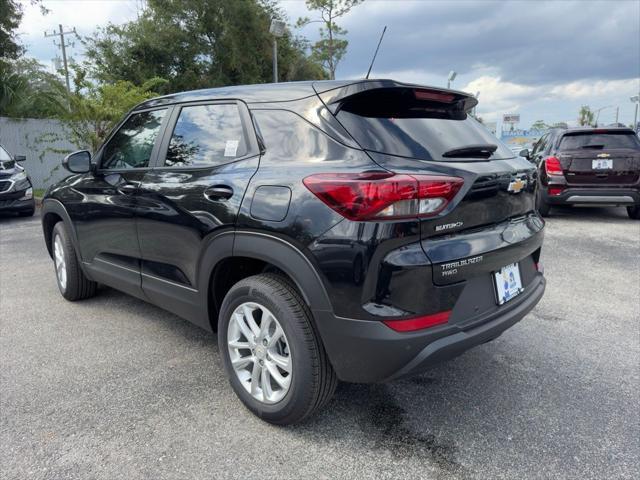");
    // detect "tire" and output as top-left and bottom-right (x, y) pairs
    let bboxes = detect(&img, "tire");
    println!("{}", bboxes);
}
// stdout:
(536, 190), (551, 217)
(51, 222), (97, 301)
(627, 205), (640, 219)
(218, 273), (337, 425)
(18, 208), (35, 217)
